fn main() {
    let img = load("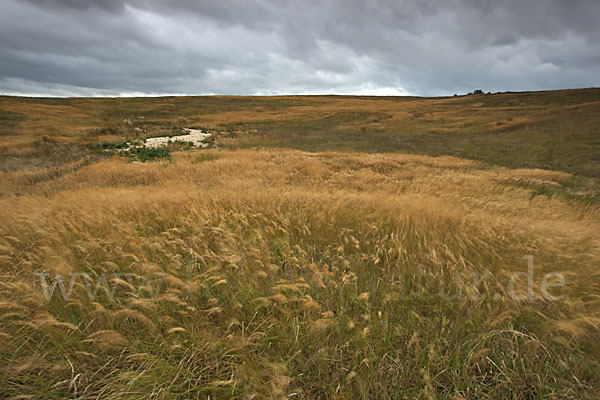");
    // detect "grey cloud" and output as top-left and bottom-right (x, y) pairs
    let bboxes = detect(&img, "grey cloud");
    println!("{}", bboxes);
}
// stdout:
(1, 0), (599, 96)
(22, 0), (126, 13)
